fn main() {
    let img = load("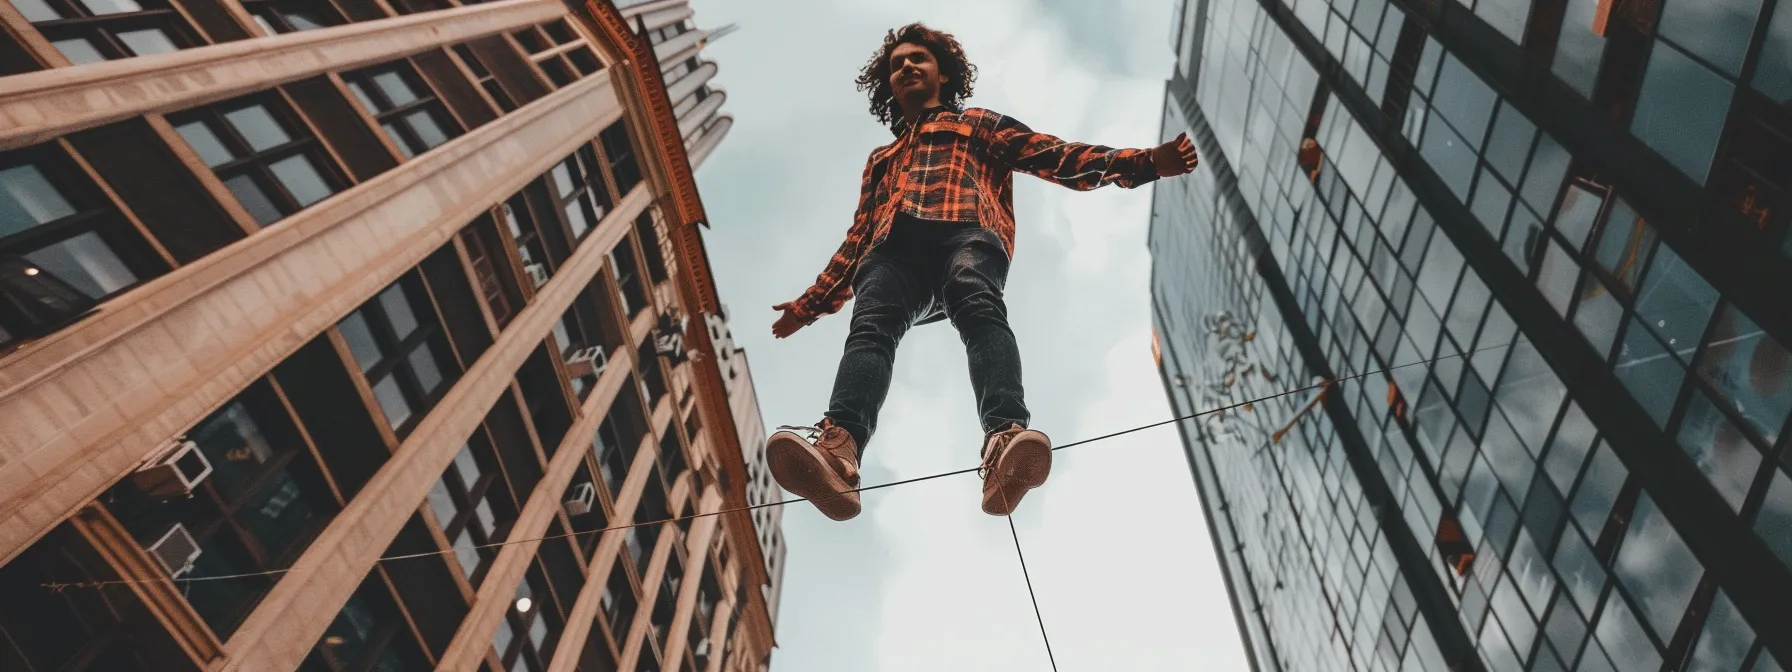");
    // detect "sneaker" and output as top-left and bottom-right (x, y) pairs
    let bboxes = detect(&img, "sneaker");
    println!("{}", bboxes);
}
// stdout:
(979, 424), (1052, 516)
(766, 421), (862, 521)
